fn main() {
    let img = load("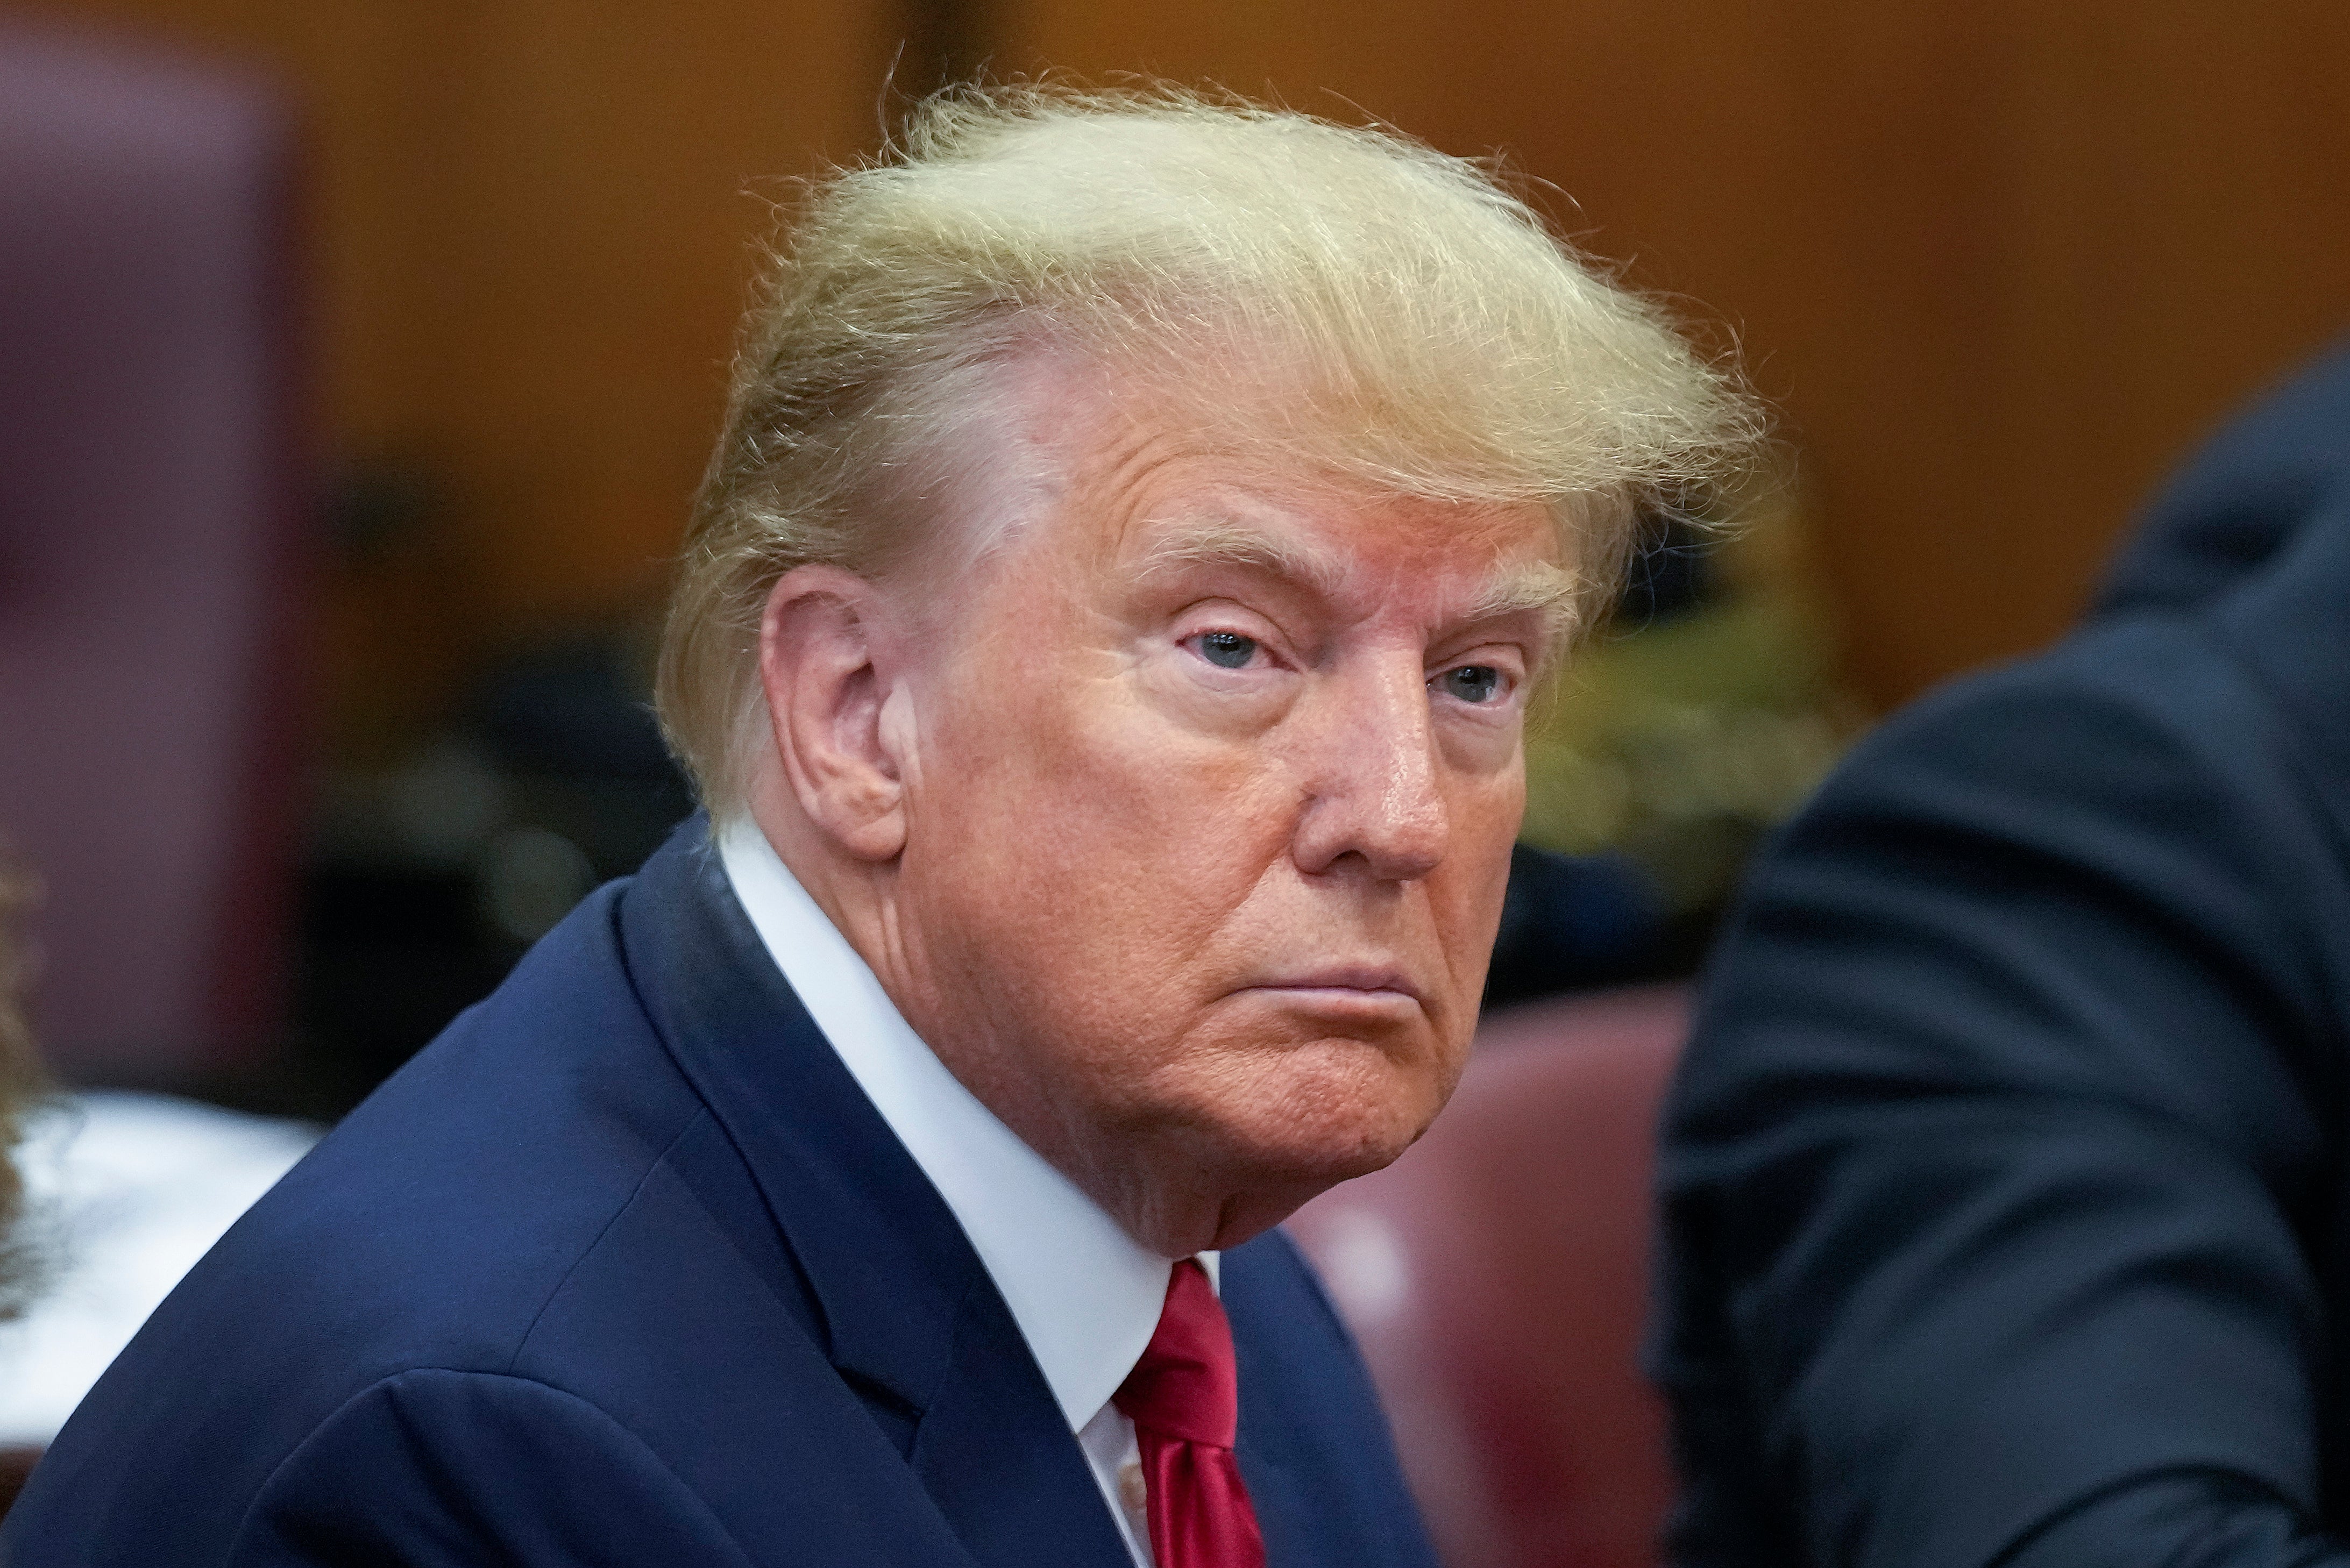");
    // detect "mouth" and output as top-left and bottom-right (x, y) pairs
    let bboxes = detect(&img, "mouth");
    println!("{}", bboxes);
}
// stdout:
(1236, 964), (1427, 1017)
